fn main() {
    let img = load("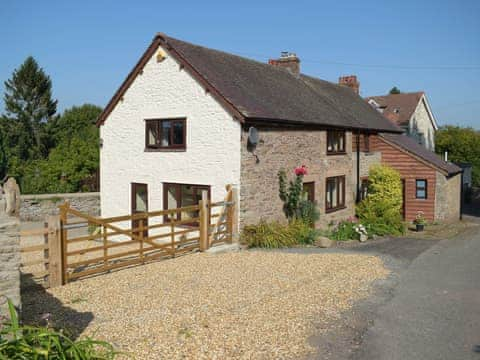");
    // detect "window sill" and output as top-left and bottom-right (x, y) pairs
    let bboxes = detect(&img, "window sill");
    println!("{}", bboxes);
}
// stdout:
(145, 147), (186, 152)
(325, 205), (347, 214)
(327, 151), (347, 156)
